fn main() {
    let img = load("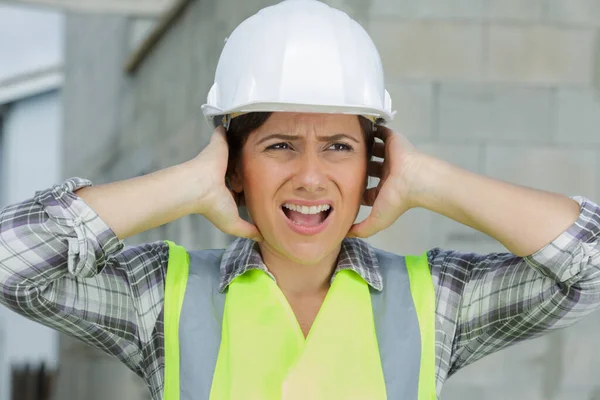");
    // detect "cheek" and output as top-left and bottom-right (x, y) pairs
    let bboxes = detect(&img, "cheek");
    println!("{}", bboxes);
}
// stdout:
(337, 160), (368, 201)
(241, 157), (282, 204)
